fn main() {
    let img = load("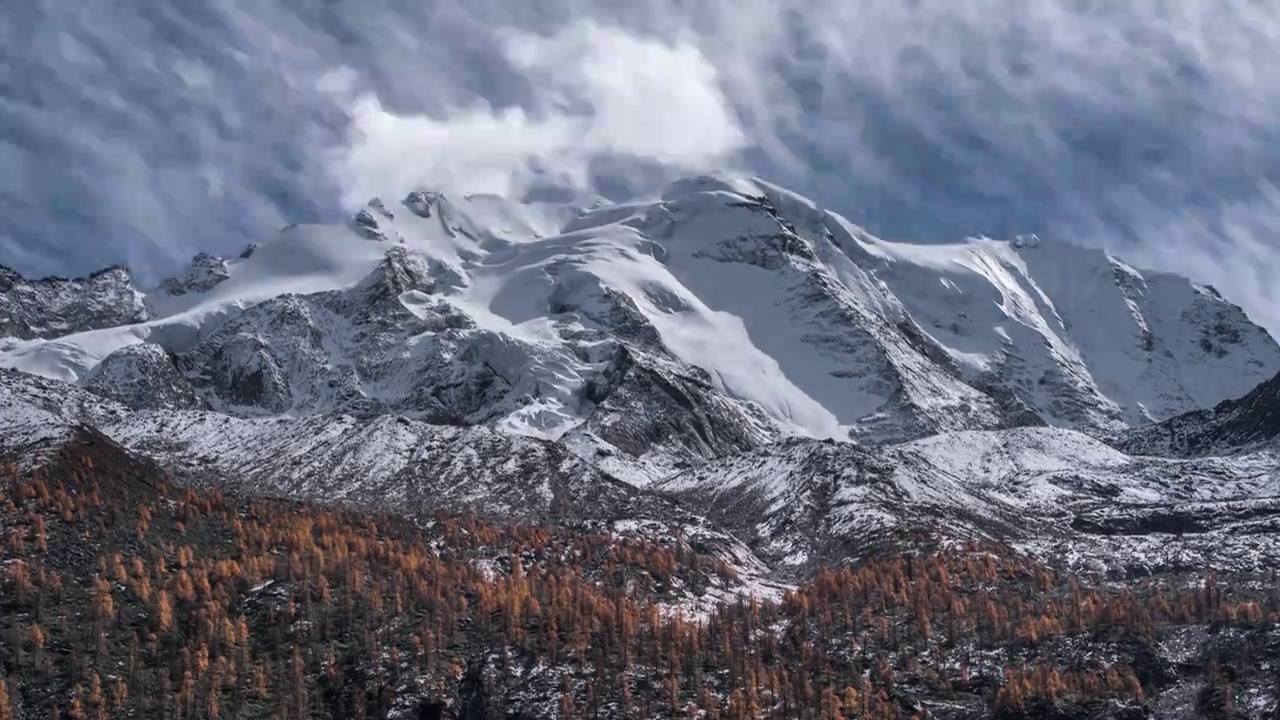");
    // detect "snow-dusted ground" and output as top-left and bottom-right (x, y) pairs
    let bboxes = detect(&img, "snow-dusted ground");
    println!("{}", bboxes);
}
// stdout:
(659, 427), (1280, 577)
(0, 368), (127, 451)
